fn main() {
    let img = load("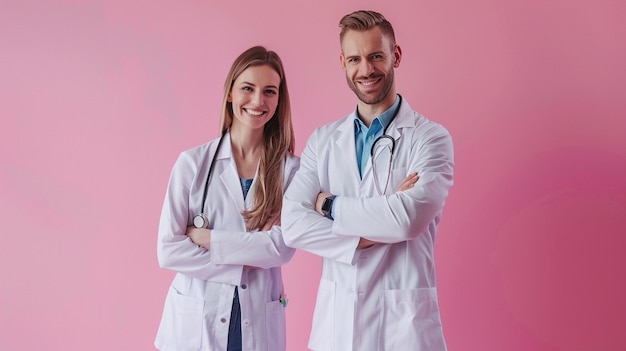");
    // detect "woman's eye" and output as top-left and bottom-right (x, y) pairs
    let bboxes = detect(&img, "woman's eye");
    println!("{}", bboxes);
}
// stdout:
(265, 89), (277, 95)
(242, 86), (253, 91)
